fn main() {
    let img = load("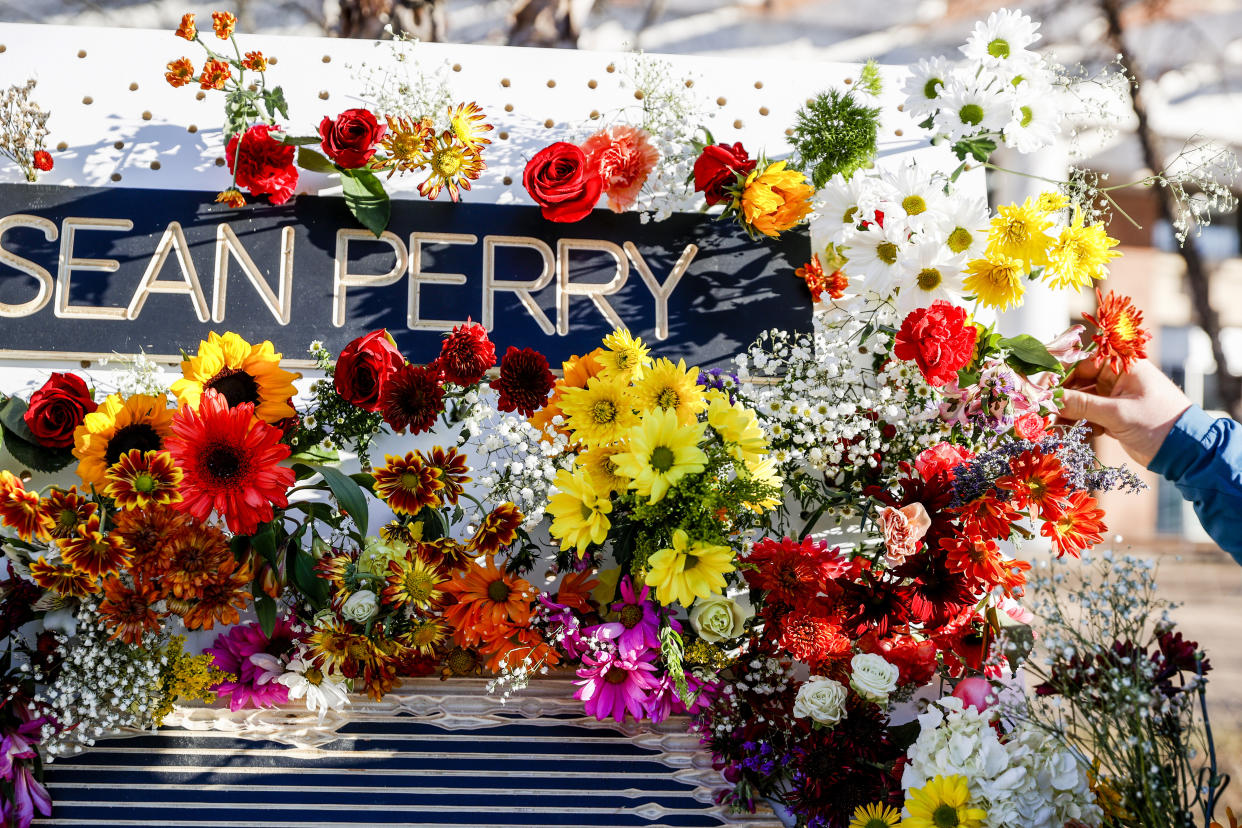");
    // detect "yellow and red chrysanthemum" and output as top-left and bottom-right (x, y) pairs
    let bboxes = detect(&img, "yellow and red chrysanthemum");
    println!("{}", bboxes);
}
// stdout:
(162, 522), (233, 600)
(171, 331), (300, 424)
(1083, 289), (1151, 375)
(179, 555), (253, 630)
(373, 452), (445, 516)
(418, 132), (486, 203)
(401, 618), (449, 657)
(995, 449), (1069, 521)
(469, 502), (523, 556)
(164, 390), (294, 536)
(441, 556), (533, 647)
(0, 471), (46, 542)
(377, 115), (433, 176)
(738, 161), (814, 238)
(104, 449), (183, 510)
(73, 393), (175, 488)
(98, 576), (164, 645)
(29, 557), (97, 598)
(382, 553), (446, 611)
(57, 516), (132, 579)
(1041, 491), (1106, 558)
(38, 487), (97, 540)
(306, 619), (356, 676)
(423, 447), (470, 505)
(111, 504), (191, 582)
